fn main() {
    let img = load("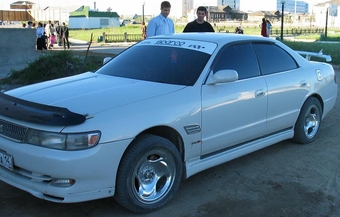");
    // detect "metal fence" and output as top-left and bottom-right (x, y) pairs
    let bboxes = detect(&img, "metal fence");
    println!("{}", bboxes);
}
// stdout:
(101, 28), (326, 43)
(271, 28), (325, 36)
(102, 32), (143, 43)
